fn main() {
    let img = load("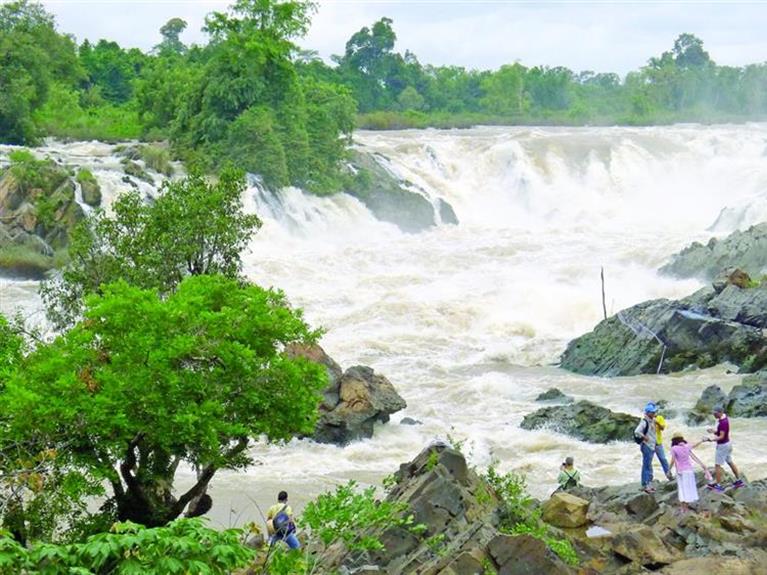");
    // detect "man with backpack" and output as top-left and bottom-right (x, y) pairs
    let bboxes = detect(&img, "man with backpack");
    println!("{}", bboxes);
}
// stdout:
(266, 491), (300, 549)
(557, 456), (581, 491)
(634, 402), (658, 493)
